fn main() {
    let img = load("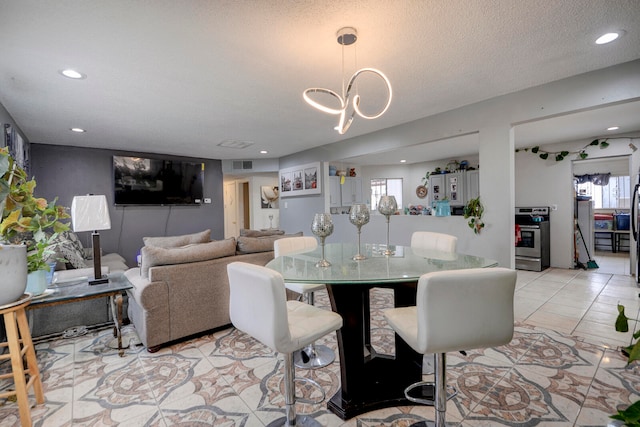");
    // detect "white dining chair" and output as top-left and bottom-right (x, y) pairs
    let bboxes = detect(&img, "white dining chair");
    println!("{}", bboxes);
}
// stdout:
(383, 267), (516, 427)
(410, 231), (458, 253)
(227, 262), (343, 427)
(274, 236), (336, 369)
(410, 231), (458, 374)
